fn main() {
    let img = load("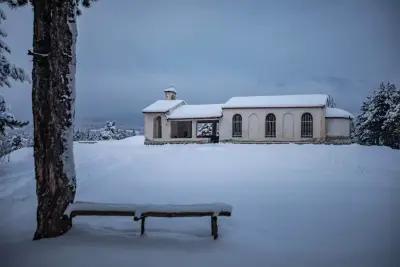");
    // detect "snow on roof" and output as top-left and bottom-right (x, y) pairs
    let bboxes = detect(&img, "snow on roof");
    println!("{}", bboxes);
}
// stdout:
(164, 86), (176, 93)
(222, 94), (329, 108)
(167, 104), (223, 119)
(142, 100), (184, 113)
(325, 107), (354, 119)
